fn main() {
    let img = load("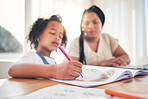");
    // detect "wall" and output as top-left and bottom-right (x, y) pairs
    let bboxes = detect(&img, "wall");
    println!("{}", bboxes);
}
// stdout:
(0, 61), (13, 79)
